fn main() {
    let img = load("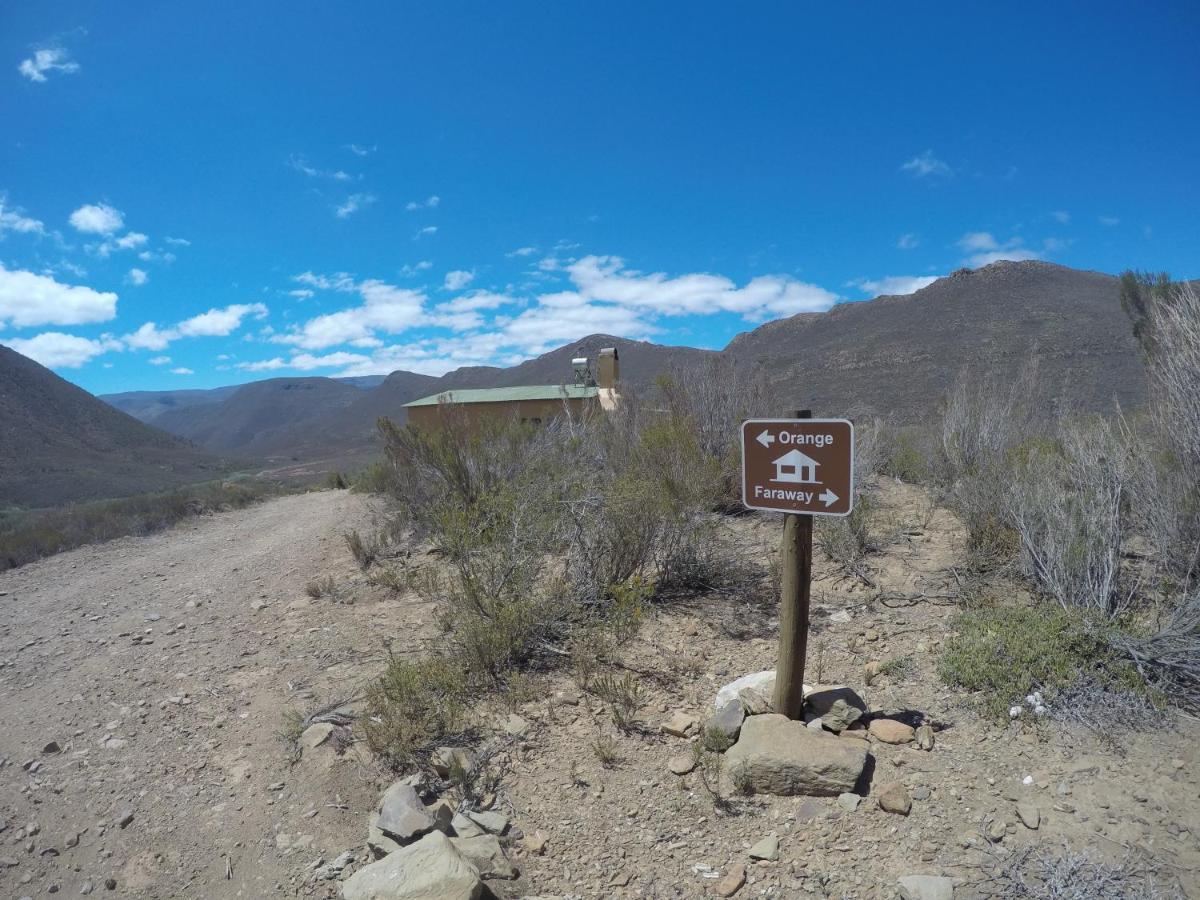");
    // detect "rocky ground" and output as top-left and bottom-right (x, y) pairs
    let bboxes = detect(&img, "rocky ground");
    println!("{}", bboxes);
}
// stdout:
(1, 482), (1197, 899)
